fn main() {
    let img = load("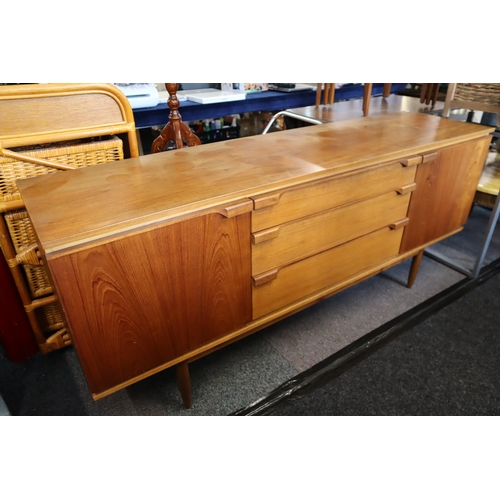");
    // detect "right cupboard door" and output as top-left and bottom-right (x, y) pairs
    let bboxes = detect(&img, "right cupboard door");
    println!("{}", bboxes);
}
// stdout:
(400, 136), (491, 253)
